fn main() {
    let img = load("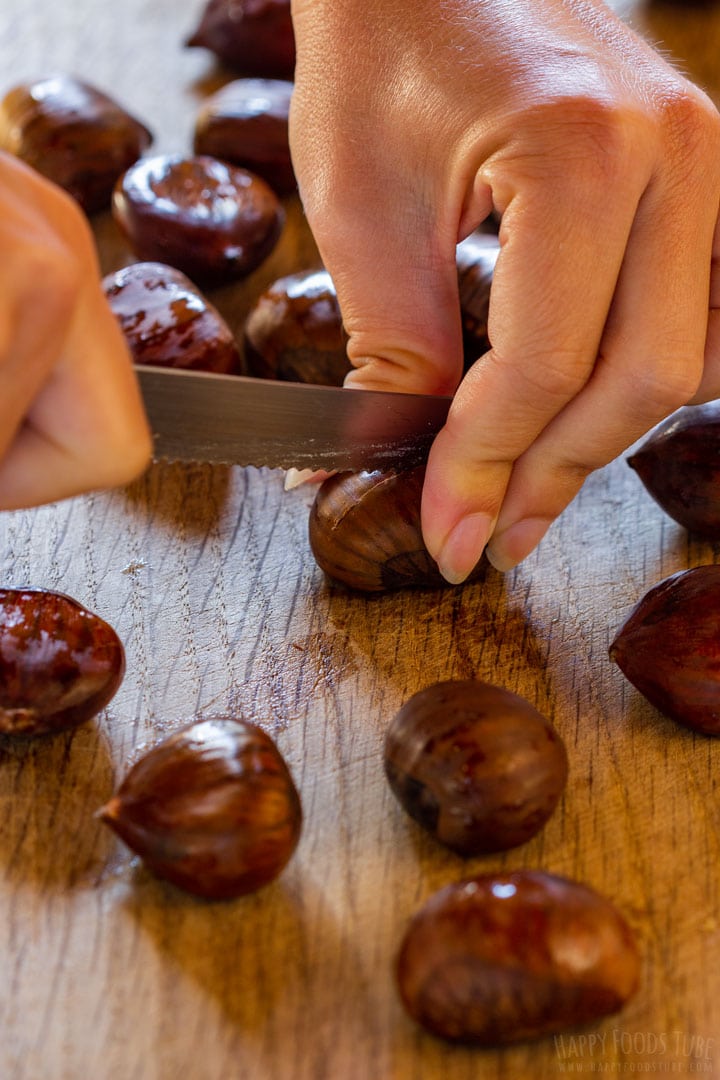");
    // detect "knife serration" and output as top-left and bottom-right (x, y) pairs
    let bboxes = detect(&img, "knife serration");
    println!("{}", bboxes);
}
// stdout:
(136, 366), (452, 472)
